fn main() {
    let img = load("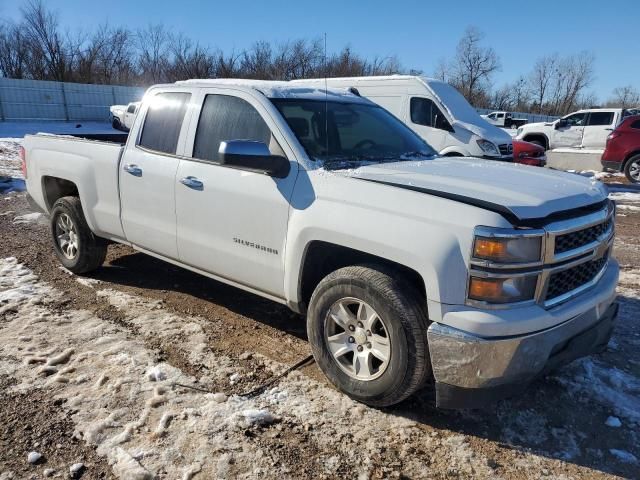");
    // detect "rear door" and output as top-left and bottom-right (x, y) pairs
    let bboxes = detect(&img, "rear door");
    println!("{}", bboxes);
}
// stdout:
(119, 91), (191, 259)
(551, 112), (586, 149)
(581, 111), (616, 149)
(174, 89), (297, 297)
